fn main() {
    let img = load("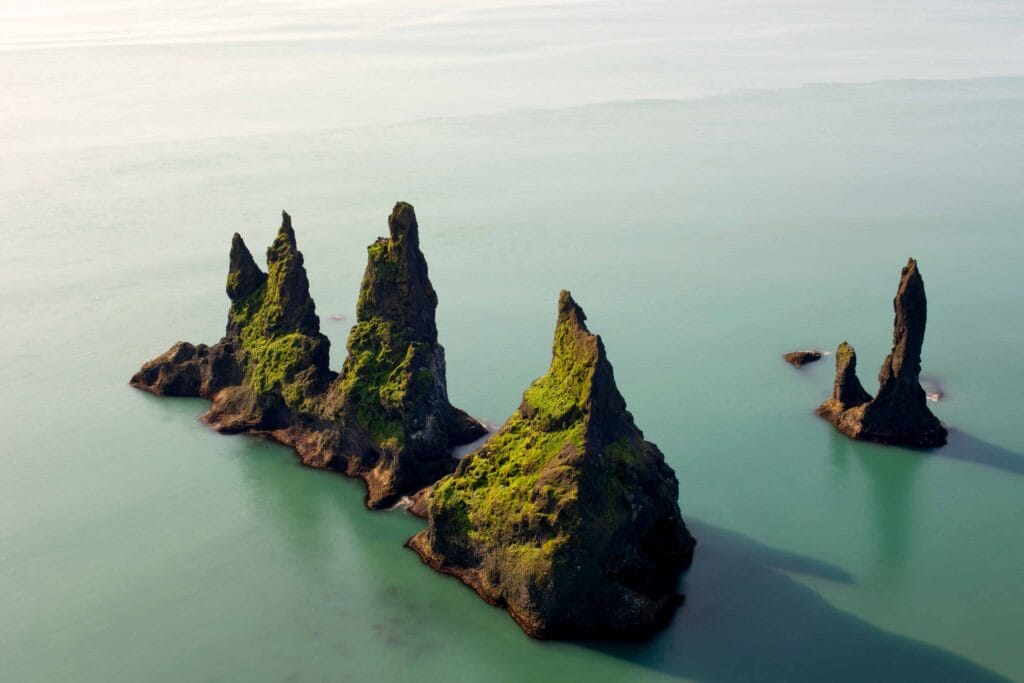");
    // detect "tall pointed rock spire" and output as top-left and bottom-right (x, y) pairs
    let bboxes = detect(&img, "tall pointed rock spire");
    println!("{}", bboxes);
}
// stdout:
(324, 202), (484, 507)
(226, 233), (266, 302)
(864, 259), (932, 423)
(133, 211), (332, 430)
(131, 203), (487, 509)
(355, 201), (438, 341)
(261, 210), (320, 335)
(817, 259), (946, 447)
(411, 290), (695, 639)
